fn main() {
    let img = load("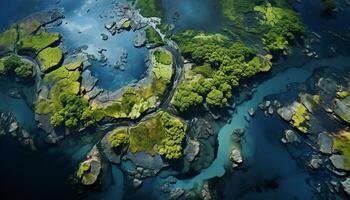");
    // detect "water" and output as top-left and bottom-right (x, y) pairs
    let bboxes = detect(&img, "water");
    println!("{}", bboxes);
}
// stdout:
(162, 0), (222, 32)
(174, 55), (350, 189)
(48, 0), (148, 91)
